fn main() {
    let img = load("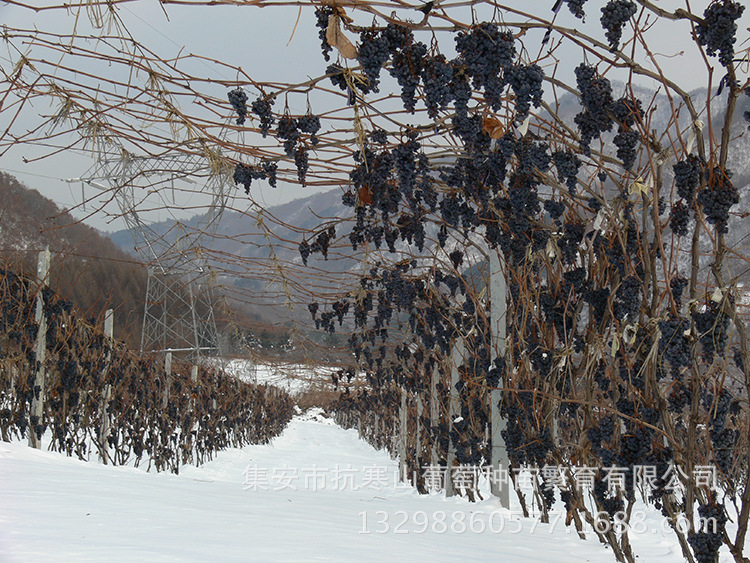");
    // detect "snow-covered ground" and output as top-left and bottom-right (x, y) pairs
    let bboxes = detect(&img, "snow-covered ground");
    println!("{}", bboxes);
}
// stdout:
(0, 409), (712, 563)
